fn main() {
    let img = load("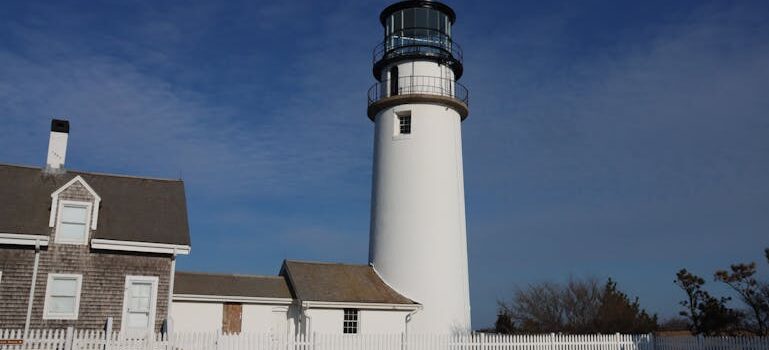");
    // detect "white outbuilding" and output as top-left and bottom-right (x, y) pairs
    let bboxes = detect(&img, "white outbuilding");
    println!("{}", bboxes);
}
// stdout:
(171, 260), (420, 335)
